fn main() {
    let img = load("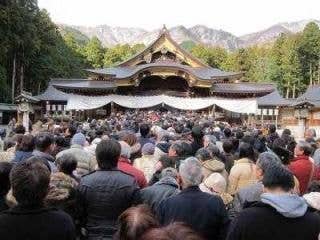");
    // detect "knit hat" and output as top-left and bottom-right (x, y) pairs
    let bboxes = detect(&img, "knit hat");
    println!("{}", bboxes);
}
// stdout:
(202, 172), (227, 194)
(142, 143), (155, 155)
(156, 142), (170, 153)
(71, 133), (86, 146)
